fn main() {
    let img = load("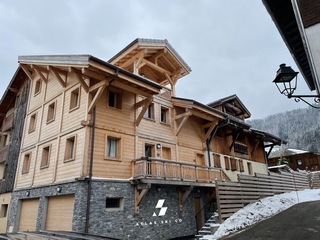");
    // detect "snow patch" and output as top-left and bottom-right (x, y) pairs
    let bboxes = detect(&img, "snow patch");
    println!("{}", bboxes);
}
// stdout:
(202, 189), (320, 240)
